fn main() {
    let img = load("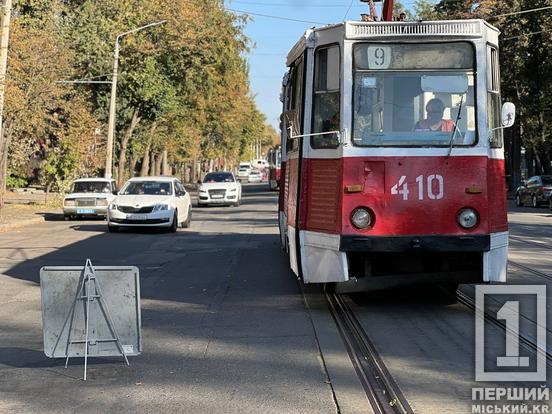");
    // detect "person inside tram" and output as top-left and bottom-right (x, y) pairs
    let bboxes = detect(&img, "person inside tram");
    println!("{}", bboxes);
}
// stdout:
(414, 98), (454, 132)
